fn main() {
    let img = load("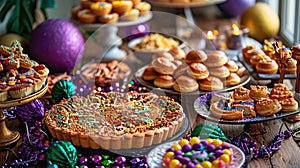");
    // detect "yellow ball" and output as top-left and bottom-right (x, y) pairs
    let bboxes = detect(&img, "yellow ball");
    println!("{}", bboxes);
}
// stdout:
(212, 160), (219, 167)
(212, 139), (223, 147)
(195, 164), (203, 168)
(220, 154), (231, 163)
(169, 159), (180, 168)
(164, 151), (175, 159)
(201, 161), (212, 168)
(206, 138), (213, 144)
(223, 149), (232, 155)
(179, 139), (190, 147)
(189, 137), (201, 146)
(171, 144), (182, 150)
